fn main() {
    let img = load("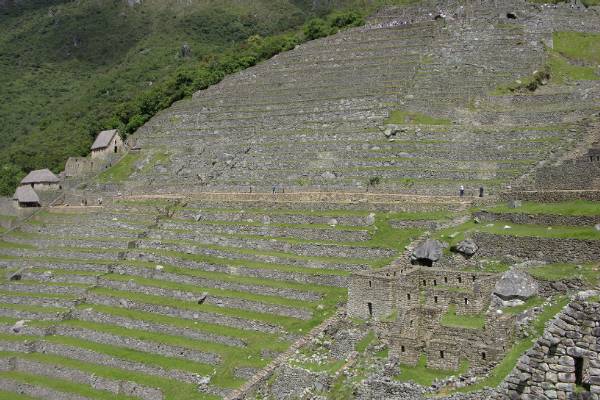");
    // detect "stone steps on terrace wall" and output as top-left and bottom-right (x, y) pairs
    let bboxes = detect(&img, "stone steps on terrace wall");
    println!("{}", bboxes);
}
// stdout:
(10, 323), (223, 366)
(0, 357), (164, 400)
(171, 96), (396, 118)
(23, 271), (100, 286)
(84, 292), (285, 335)
(0, 294), (77, 309)
(120, 251), (351, 290)
(1, 282), (88, 297)
(140, 232), (391, 259)
(135, 239), (384, 266)
(151, 224), (371, 244)
(72, 308), (247, 348)
(0, 260), (110, 275)
(172, 209), (372, 227)
(0, 340), (222, 395)
(111, 262), (327, 301)
(0, 308), (67, 321)
(95, 277), (313, 320)
(3, 237), (130, 252)
(0, 248), (121, 262)
(39, 211), (156, 225)
(213, 165), (519, 181)
(17, 226), (140, 241)
(0, 377), (93, 400)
